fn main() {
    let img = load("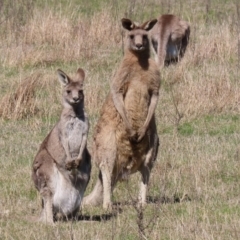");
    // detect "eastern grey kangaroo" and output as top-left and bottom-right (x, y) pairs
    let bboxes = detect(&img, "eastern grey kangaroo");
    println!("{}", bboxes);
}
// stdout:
(150, 14), (190, 68)
(32, 68), (91, 223)
(83, 18), (160, 210)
